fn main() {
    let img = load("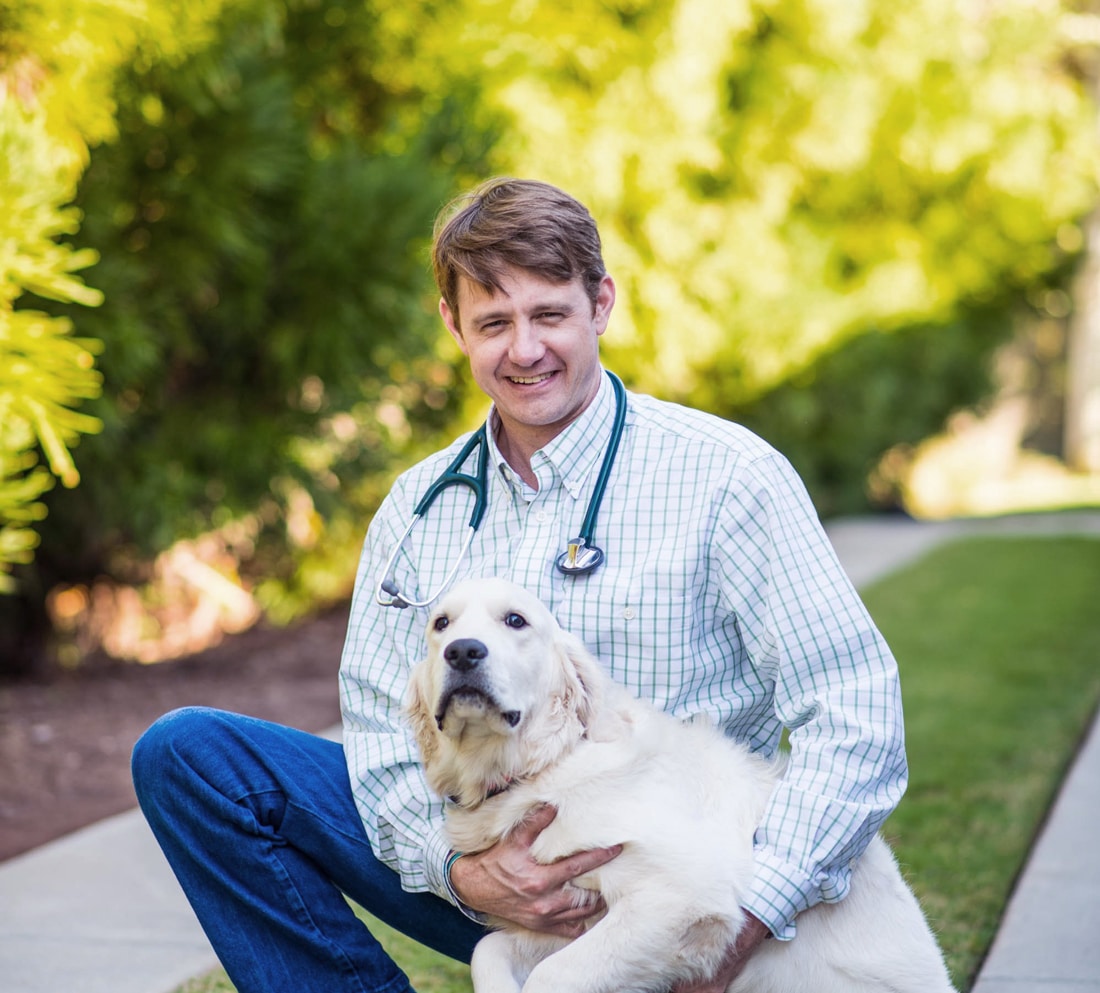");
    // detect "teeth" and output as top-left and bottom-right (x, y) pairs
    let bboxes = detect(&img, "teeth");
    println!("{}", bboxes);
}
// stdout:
(509, 374), (552, 385)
